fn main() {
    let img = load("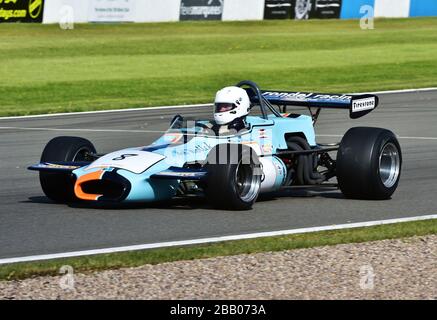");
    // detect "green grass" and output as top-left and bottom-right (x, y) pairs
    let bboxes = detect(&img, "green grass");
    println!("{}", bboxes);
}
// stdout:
(1, 219), (436, 281)
(1, 18), (437, 116)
